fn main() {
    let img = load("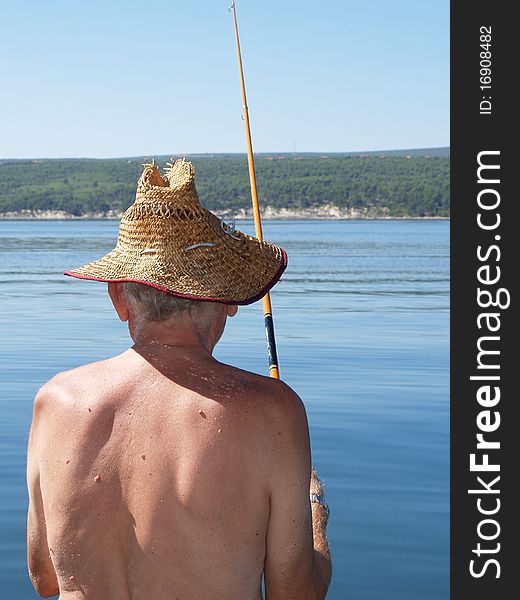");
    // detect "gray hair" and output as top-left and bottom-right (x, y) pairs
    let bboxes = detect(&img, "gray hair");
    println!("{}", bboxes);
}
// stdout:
(121, 282), (221, 325)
